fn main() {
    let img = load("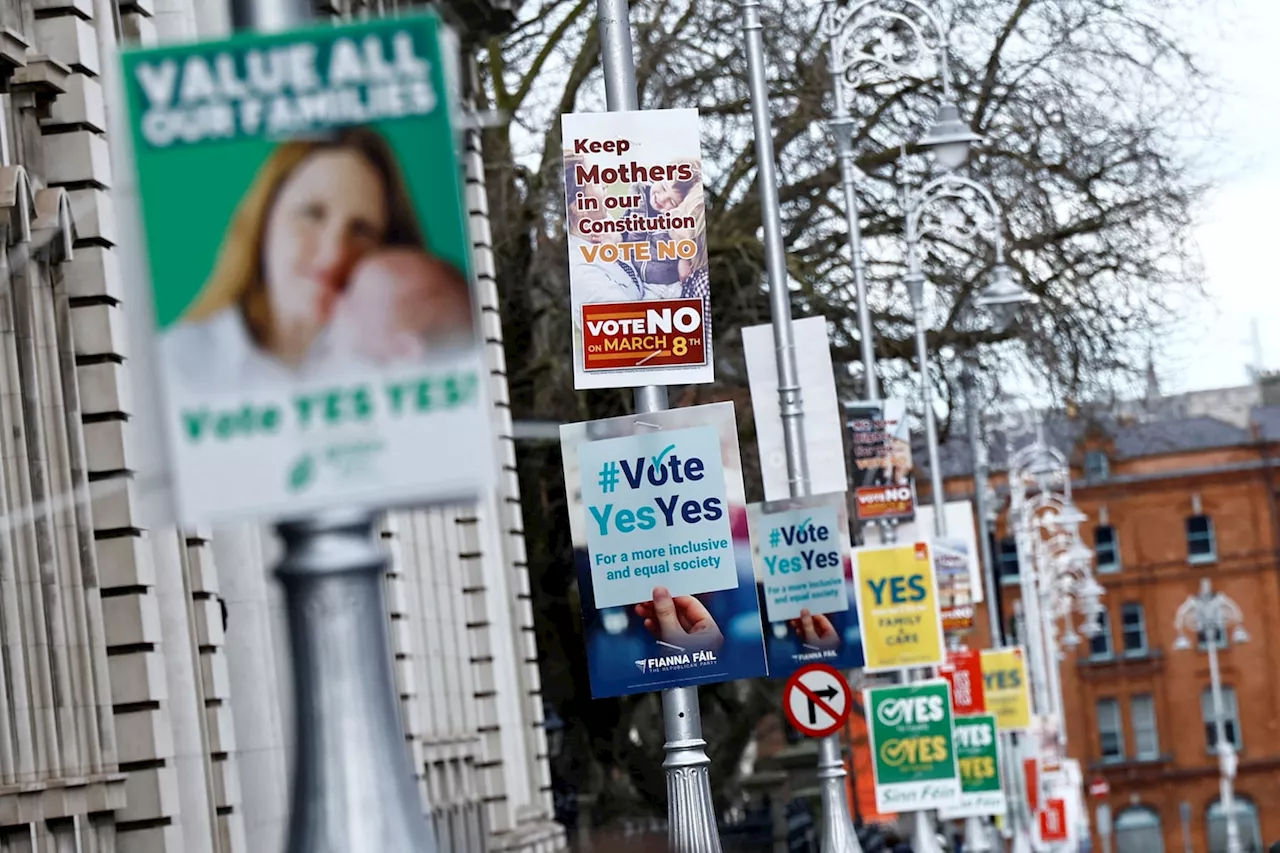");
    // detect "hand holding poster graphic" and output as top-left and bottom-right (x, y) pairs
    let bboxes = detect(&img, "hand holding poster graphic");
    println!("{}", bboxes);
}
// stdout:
(122, 15), (494, 524)
(560, 403), (767, 697)
(562, 109), (713, 389)
(747, 493), (864, 676)
(853, 542), (946, 671)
